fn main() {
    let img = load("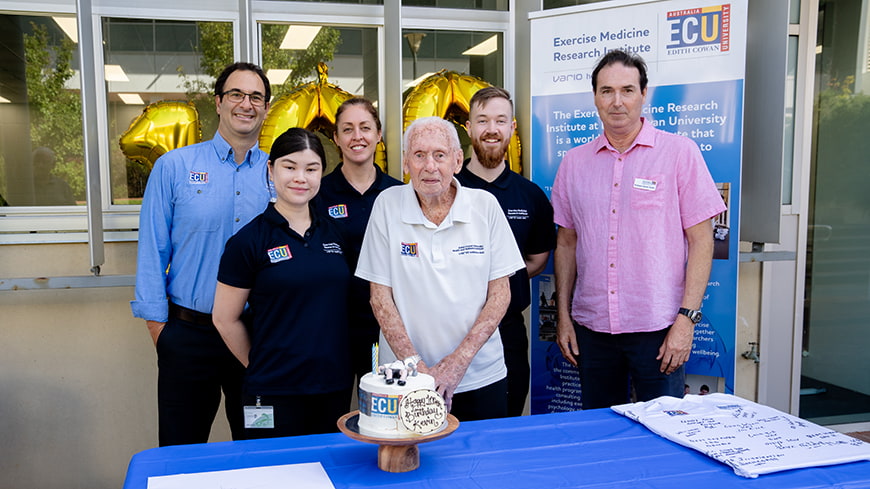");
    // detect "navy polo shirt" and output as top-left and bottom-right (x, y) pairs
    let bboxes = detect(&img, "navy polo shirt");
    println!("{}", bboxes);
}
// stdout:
(315, 163), (402, 335)
(218, 202), (352, 396)
(457, 160), (556, 314)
